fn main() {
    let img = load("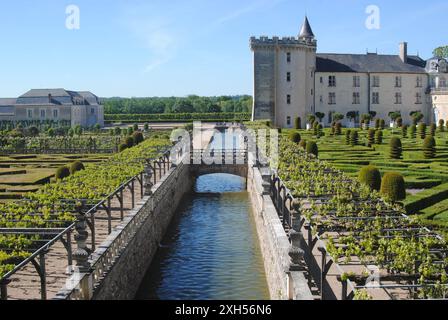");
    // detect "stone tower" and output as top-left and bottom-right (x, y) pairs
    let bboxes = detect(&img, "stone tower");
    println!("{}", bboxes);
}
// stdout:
(250, 16), (317, 128)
